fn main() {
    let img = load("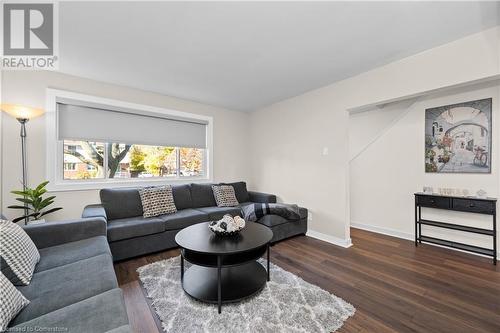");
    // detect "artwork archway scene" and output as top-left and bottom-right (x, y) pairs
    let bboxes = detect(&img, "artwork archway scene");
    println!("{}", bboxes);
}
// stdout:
(425, 98), (492, 173)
